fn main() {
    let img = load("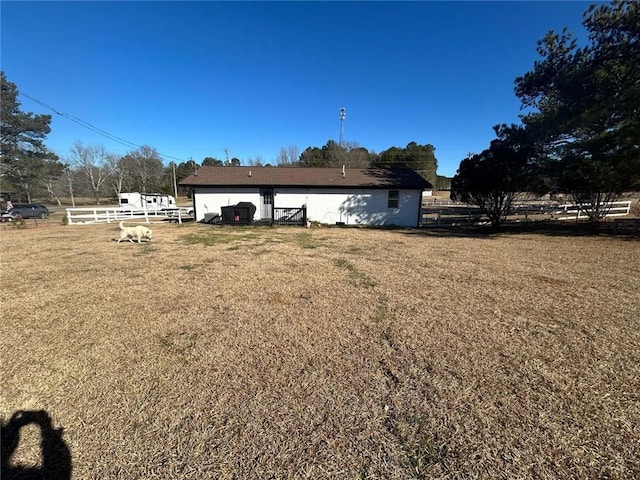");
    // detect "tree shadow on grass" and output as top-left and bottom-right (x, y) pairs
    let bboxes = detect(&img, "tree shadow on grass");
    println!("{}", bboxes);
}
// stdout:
(401, 225), (498, 239)
(403, 221), (640, 240)
(1, 410), (72, 480)
(494, 221), (640, 239)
